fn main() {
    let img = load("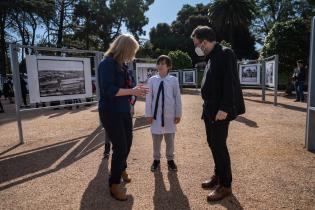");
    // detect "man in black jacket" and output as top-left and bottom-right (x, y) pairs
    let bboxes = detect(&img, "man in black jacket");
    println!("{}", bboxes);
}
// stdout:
(191, 26), (245, 202)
